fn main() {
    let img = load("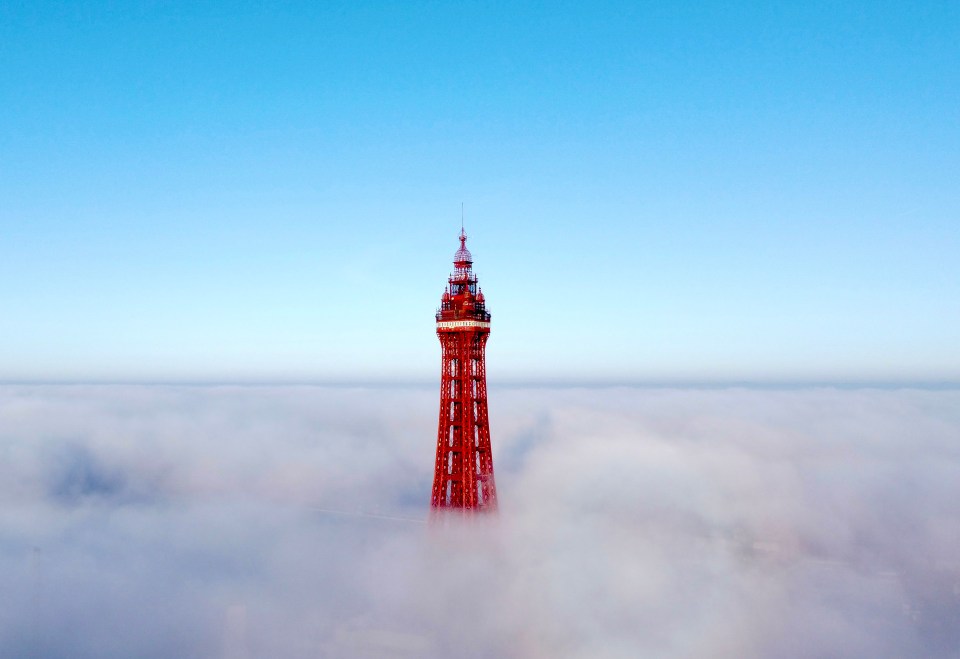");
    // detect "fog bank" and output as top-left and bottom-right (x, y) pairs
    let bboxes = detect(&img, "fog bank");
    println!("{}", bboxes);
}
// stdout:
(1, 385), (958, 658)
